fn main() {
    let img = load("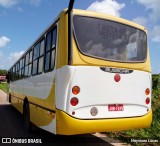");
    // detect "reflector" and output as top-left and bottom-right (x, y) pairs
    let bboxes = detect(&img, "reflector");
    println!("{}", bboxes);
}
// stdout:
(90, 107), (98, 116)
(146, 97), (150, 104)
(72, 86), (80, 95)
(145, 88), (150, 95)
(70, 97), (78, 106)
(114, 74), (121, 82)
